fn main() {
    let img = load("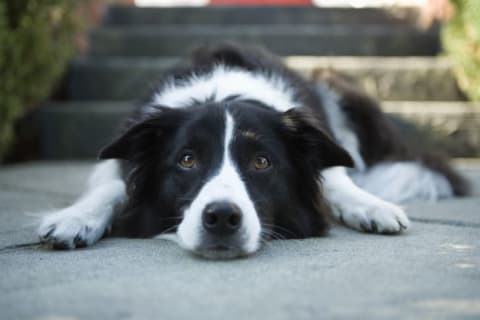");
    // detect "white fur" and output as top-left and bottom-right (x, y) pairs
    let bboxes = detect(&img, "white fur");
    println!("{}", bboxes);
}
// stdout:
(37, 160), (126, 249)
(322, 167), (410, 233)
(152, 65), (298, 112)
(351, 161), (453, 203)
(318, 84), (366, 171)
(177, 113), (261, 253)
